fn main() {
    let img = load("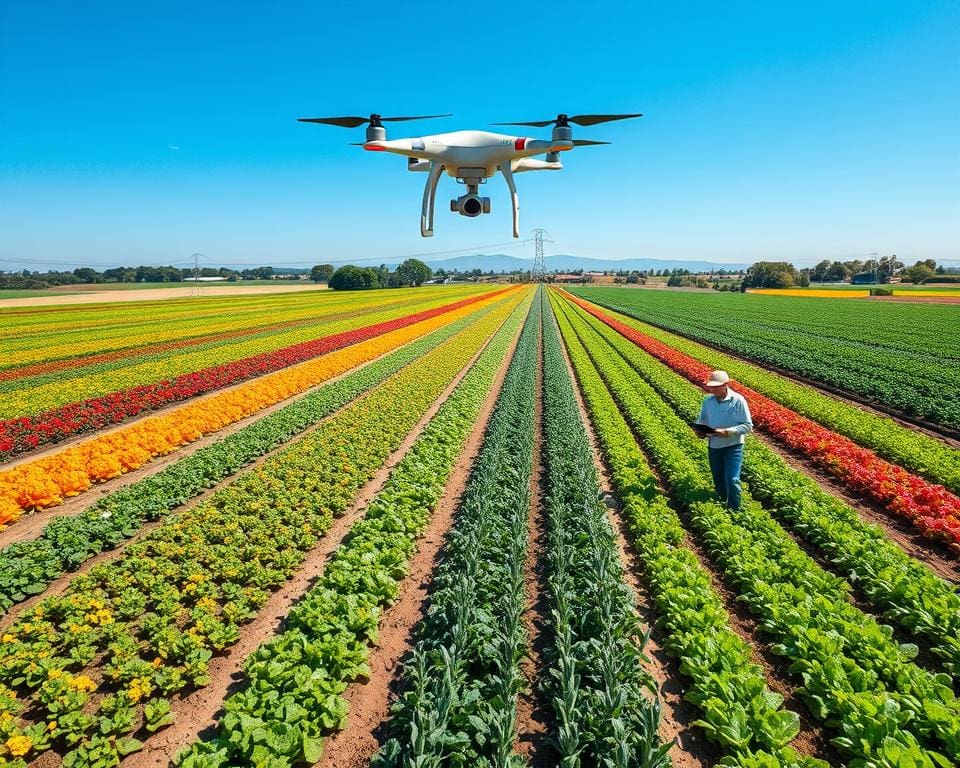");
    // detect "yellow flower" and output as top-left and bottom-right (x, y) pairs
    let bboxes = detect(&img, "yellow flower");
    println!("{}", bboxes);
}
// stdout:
(68, 675), (96, 693)
(47, 721), (57, 731)
(5, 734), (32, 757)
(0, 634), (14, 643)
(47, 669), (64, 680)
